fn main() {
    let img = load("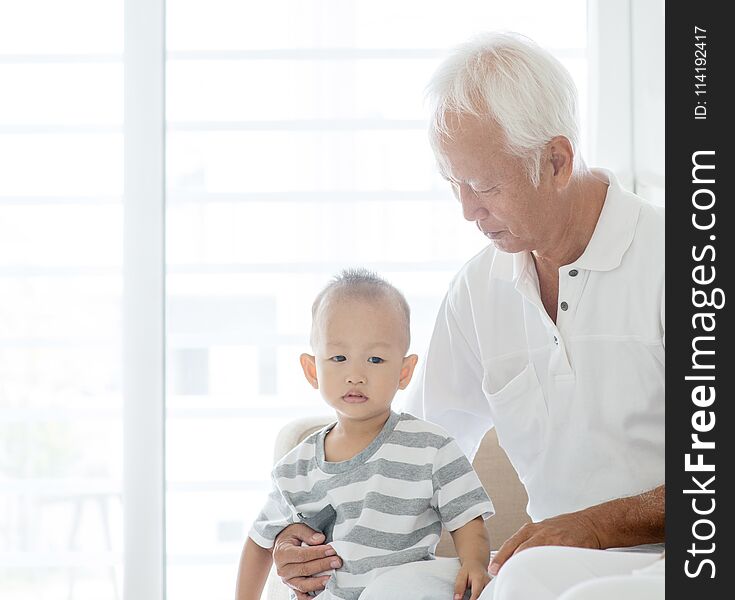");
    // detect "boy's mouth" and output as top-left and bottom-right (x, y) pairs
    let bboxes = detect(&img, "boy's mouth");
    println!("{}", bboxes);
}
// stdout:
(342, 391), (368, 404)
